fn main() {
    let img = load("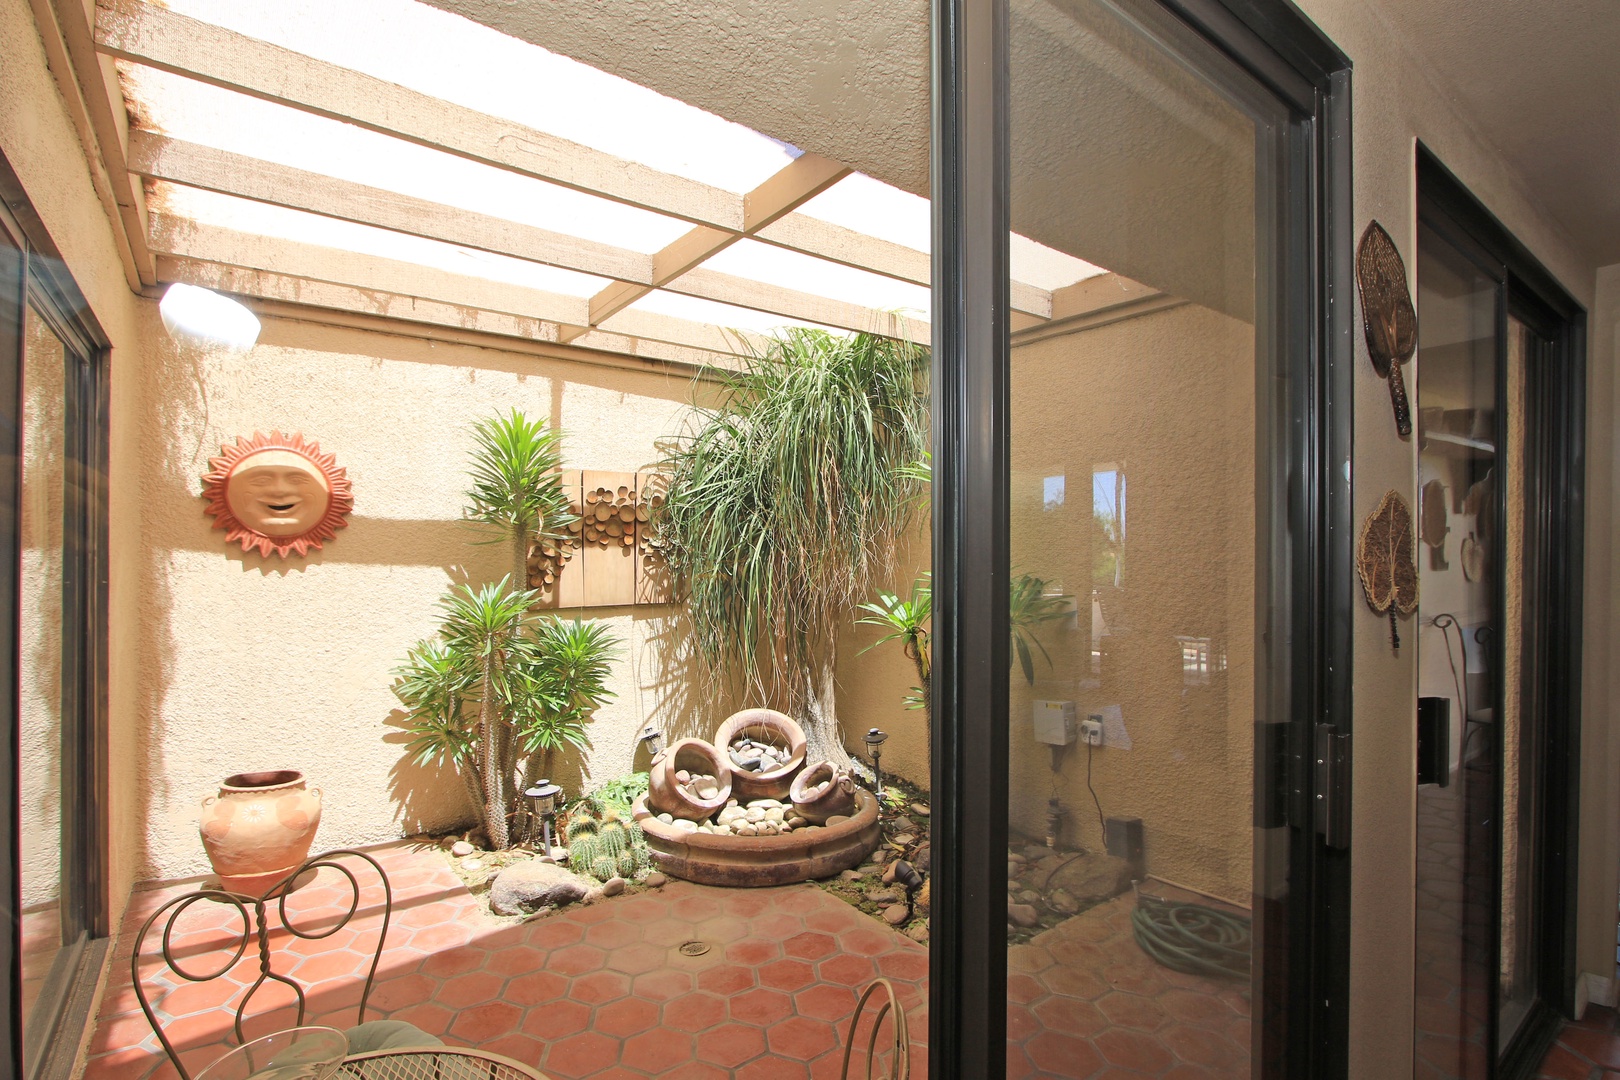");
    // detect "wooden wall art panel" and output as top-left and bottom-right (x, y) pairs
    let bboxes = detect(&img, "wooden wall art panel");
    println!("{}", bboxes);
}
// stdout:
(526, 470), (673, 609)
